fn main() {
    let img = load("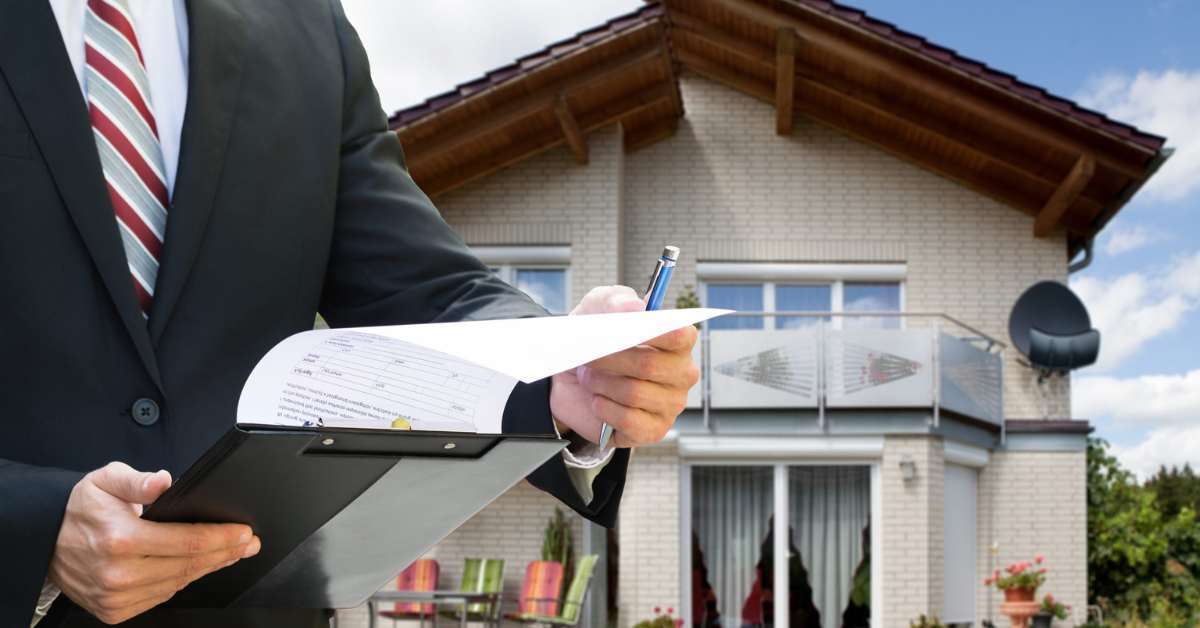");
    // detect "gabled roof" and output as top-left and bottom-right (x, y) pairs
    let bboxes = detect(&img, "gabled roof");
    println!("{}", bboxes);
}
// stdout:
(388, 0), (1169, 247)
